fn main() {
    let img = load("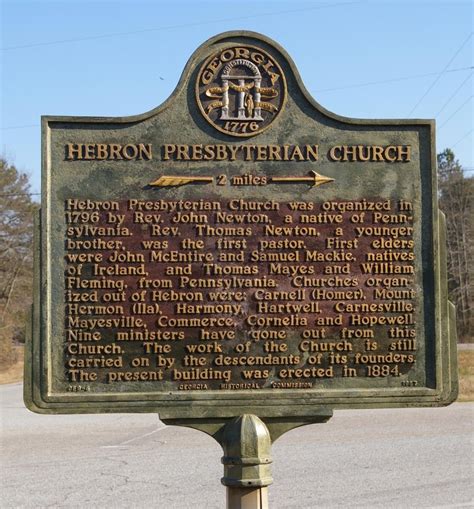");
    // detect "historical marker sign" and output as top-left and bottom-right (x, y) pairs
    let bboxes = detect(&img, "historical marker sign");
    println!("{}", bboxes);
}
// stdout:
(25, 31), (458, 417)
